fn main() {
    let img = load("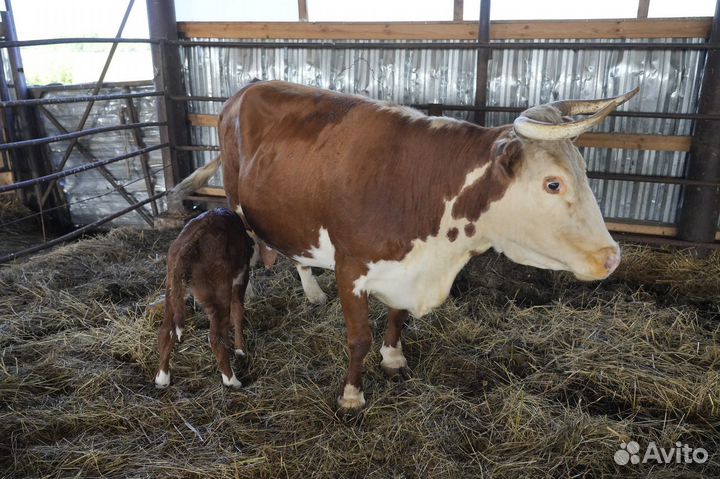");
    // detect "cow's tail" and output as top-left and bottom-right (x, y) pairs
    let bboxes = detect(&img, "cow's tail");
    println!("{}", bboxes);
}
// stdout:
(168, 155), (222, 206)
